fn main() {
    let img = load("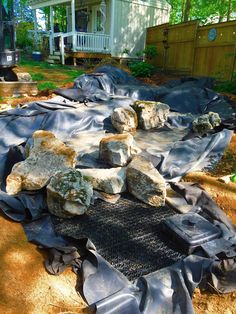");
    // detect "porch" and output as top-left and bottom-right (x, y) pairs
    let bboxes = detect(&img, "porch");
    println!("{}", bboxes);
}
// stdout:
(29, 0), (112, 65)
